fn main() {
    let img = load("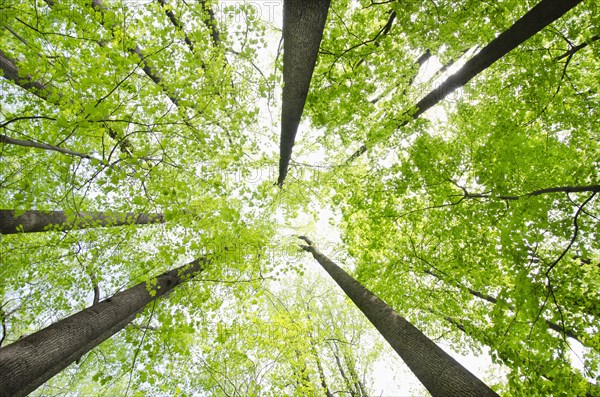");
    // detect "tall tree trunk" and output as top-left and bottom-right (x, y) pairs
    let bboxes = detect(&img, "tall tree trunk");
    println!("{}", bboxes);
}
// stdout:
(299, 236), (499, 397)
(346, 0), (583, 162)
(278, 0), (331, 186)
(0, 257), (206, 397)
(0, 210), (165, 234)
